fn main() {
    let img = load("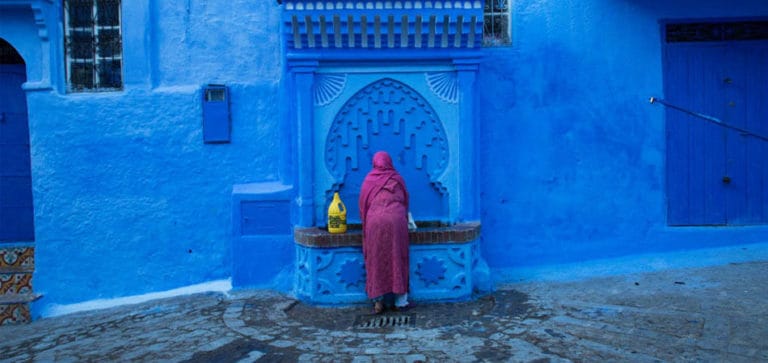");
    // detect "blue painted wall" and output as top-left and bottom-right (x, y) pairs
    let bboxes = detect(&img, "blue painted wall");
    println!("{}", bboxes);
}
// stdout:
(478, 0), (768, 269)
(0, 1), (287, 314)
(1, 0), (767, 314)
